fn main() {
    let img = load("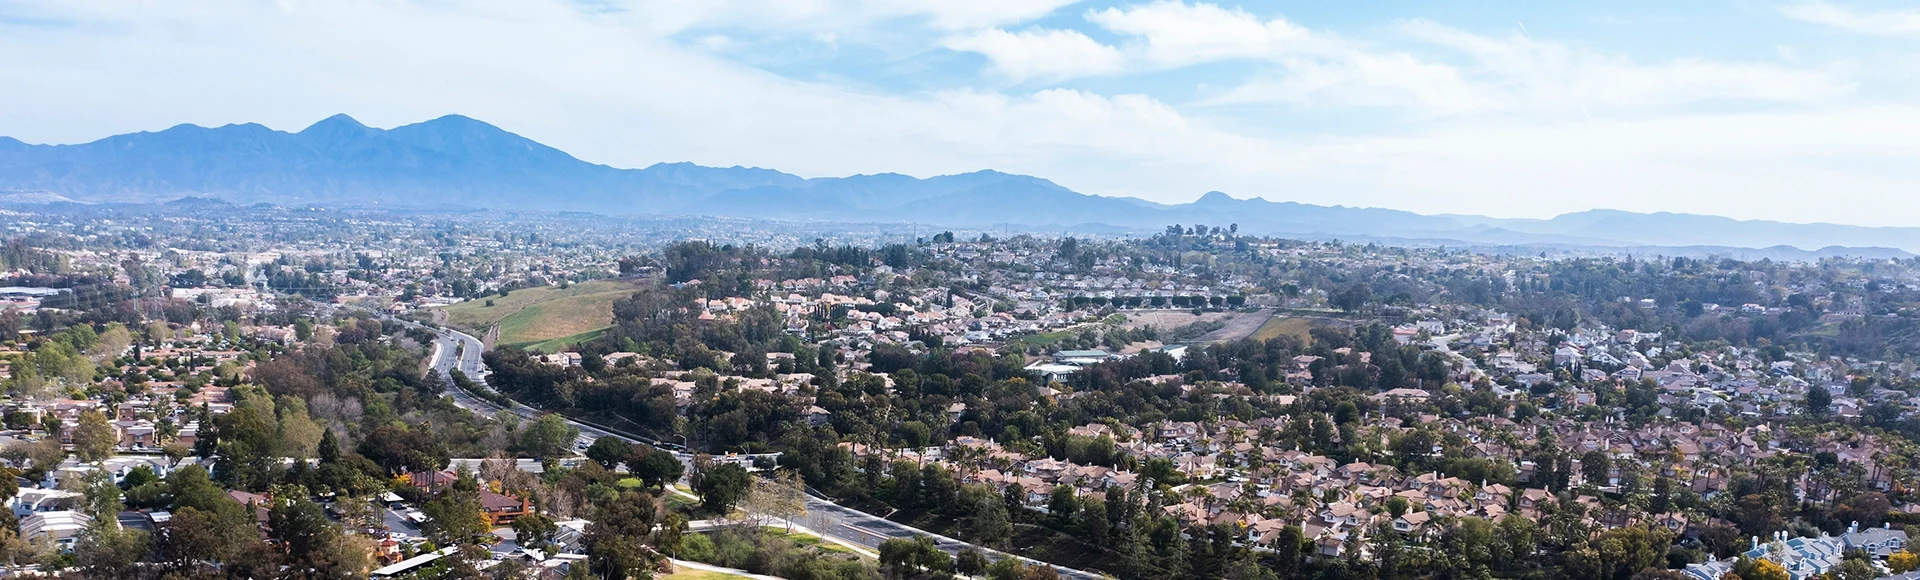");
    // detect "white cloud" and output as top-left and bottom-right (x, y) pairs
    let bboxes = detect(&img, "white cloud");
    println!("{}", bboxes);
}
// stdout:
(640, 0), (1082, 34)
(1397, 21), (1849, 114)
(1086, 1), (1316, 66)
(1204, 51), (1485, 112)
(1071, 3), (1844, 115)
(906, 0), (1086, 31)
(941, 28), (1125, 81)
(1085, 2), (1483, 111)
(1783, 1), (1920, 36)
